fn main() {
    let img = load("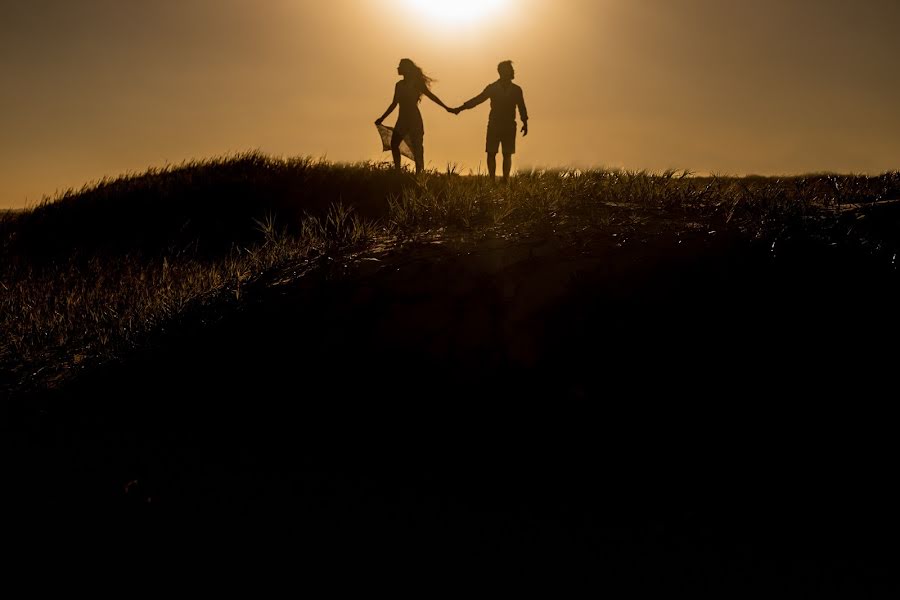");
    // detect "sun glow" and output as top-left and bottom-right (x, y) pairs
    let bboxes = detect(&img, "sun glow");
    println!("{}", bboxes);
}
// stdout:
(405, 0), (508, 25)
